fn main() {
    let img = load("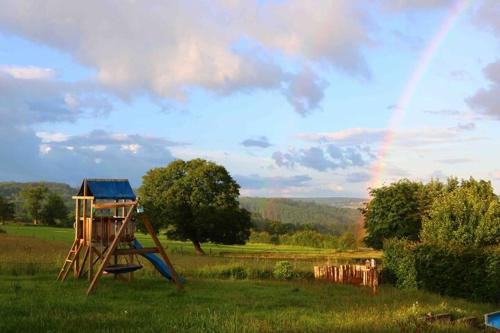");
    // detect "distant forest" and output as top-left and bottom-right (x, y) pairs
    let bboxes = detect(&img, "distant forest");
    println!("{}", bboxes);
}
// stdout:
(0, 182), (75, 221)
(239, 197), (361, 235)
(0, 182), (363, 235)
